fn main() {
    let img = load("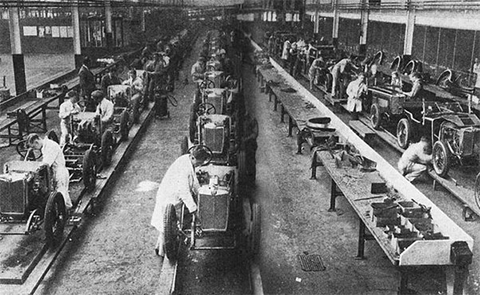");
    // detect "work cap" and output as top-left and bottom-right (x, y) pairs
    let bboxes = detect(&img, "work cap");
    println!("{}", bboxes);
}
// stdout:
(67, 90), (78, 98)
(92, 90), (104, 99)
